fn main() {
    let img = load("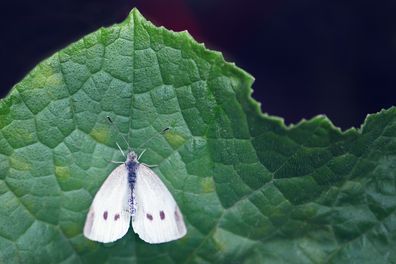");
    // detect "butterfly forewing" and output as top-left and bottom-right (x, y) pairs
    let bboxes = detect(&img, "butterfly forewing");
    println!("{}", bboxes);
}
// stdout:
(132, 164), (187, 244)
(84, 164), (131, 243)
